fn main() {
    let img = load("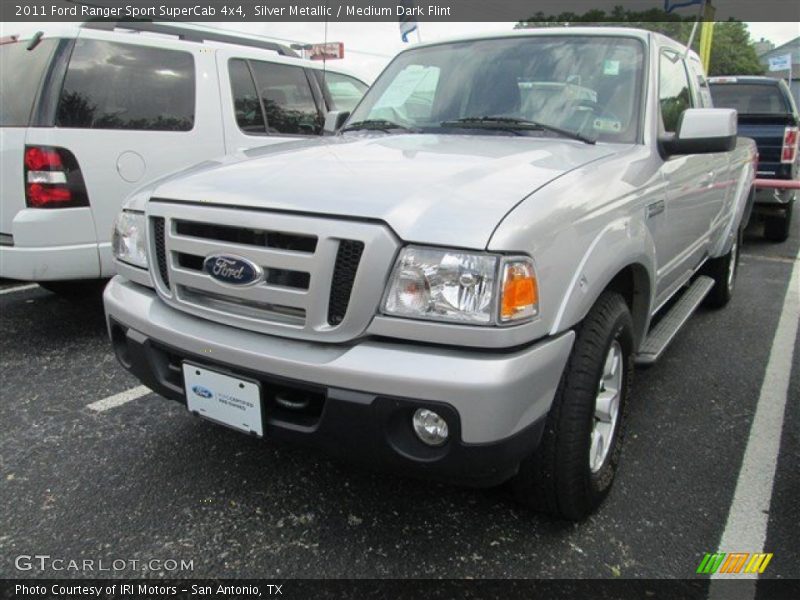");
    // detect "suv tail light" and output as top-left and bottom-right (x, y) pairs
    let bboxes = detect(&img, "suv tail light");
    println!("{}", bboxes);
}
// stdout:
(782, 127), (798, 164)
(24, 145), (88, 208)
